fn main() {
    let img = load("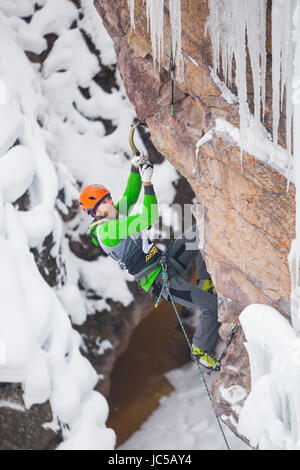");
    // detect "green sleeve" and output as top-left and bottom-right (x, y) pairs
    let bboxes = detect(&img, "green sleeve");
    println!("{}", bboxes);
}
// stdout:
(115, 165), (142, 216)
(98, 185), (158, 247)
